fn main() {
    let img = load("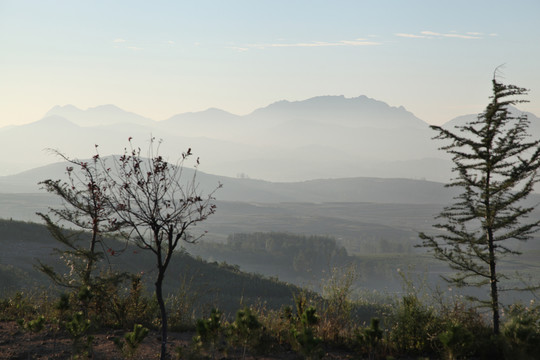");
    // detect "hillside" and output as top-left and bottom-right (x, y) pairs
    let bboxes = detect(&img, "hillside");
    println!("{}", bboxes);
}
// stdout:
(0, 219), (301, 314)
(0, 159), (457, 203)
